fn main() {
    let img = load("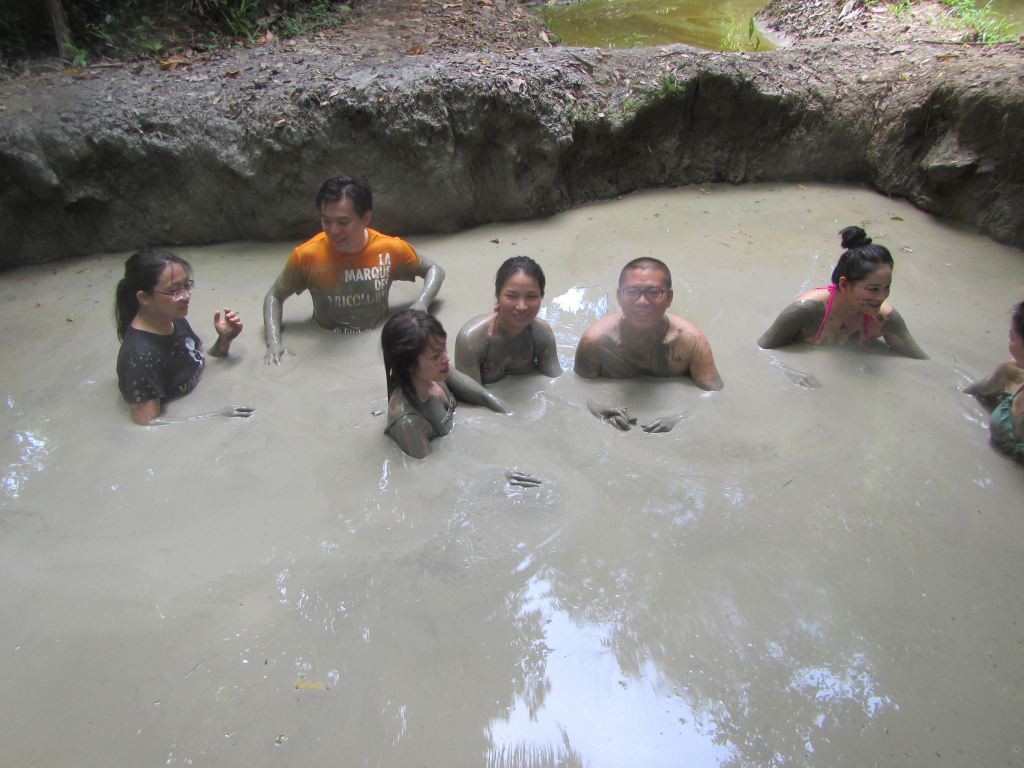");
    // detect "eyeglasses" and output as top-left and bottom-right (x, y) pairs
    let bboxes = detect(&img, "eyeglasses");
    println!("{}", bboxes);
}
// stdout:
(620, 286), (667, 302)
(152, 280), (194, 301)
